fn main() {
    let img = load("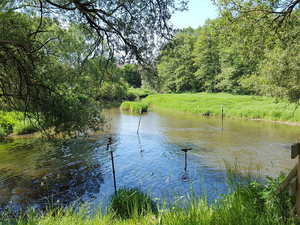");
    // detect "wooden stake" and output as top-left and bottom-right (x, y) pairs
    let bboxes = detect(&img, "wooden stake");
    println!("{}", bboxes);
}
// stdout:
(297, 154), (300, 217)
(290, 142), (300, 217)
